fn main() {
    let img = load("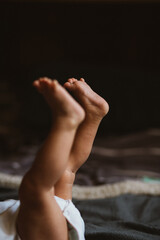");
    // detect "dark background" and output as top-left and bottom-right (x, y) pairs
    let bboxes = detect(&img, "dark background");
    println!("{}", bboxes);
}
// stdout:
(0, 0), (160, 151)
